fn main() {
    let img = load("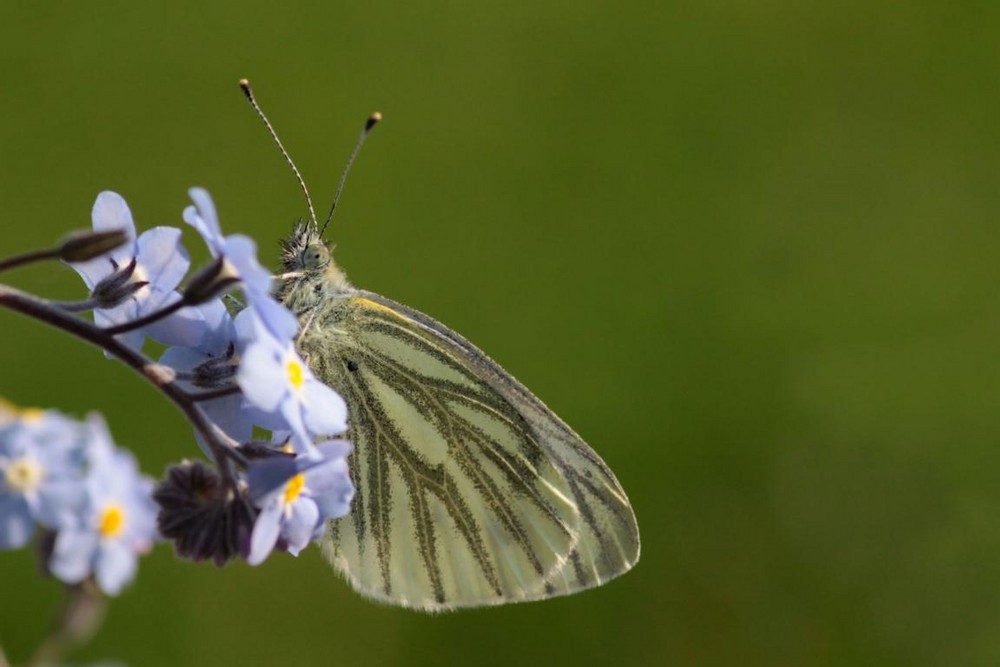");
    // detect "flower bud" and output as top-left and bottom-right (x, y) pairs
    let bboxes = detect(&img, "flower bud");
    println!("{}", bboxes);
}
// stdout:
(153, 460), (255, 566)
(182, 256), (240, 305)
(189, 343), (237, 388)
(59, 229), (130, 263)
